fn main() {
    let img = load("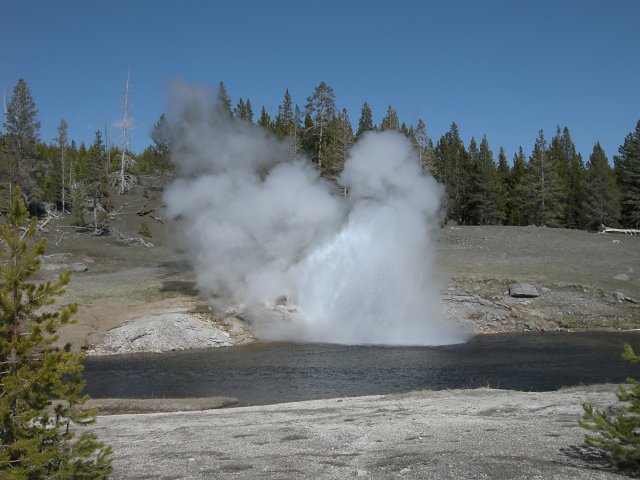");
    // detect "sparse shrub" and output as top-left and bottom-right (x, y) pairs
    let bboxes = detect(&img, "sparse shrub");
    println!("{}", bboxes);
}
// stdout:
(580, 343), (640, 473)
(138, 218), (152, 237)
(0, 188), (112, 478)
